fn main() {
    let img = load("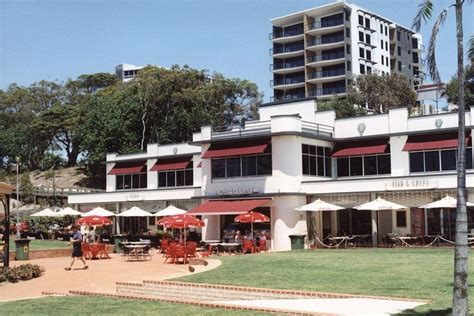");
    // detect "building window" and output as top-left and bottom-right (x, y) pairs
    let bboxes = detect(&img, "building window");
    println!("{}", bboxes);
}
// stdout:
(359, 64), (365, 74)
(397, 46), (401, 56)
(211, 154), (272, 179)
(385, 42), (388, 51)
(346, 44), (351, 54)
(385, 26), (388, 35)
(359, 47), (365, 58)
(365, 34), (371, 44)
(386, 57), (389, 66)
(302, 144), (332, 177)
(366, 50), (371, 60)
(116, 173), (147, 190)
(347, 60), (352, 71)
(346, 27), (350, 38)
(381, 55), (384, 65)
(158, 168), (193, 188)
(337, 154), (391, 177)
(358, 15), (364, 25)
(409, 148), (472, 173)
(367, 66), (372, 73)
(380, 39), (383, 48)
(359, 31), (364, 42)
(365, 17), (370, 28)
(396, 210), (407, 227)
(397, 31), (401, 41)
(398, 61), (402, 71)
(380, 24), (383, 33)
